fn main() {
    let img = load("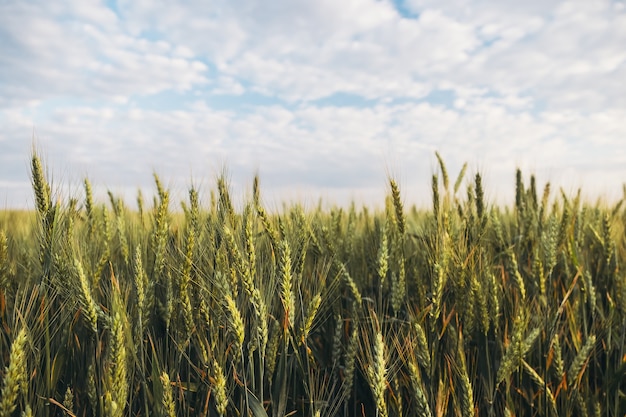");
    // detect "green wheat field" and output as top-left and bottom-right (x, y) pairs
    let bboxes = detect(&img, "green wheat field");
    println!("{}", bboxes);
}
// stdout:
(1, 152), (625, 417)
